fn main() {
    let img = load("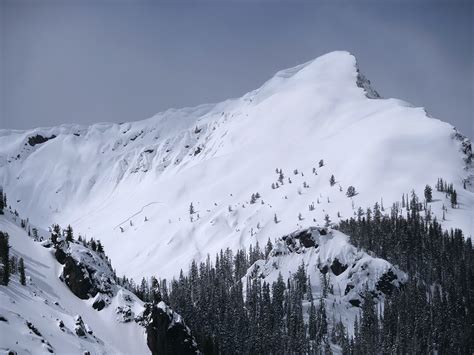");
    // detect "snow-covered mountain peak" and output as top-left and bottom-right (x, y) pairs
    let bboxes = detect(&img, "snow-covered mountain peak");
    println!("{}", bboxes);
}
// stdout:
(0, 51), (472, 281)
(243, 51), (378, 105)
